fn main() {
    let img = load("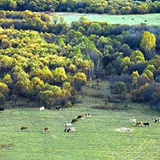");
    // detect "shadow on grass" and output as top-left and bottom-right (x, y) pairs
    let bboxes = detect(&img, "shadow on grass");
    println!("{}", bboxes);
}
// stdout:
(92, 103), (128, 111)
